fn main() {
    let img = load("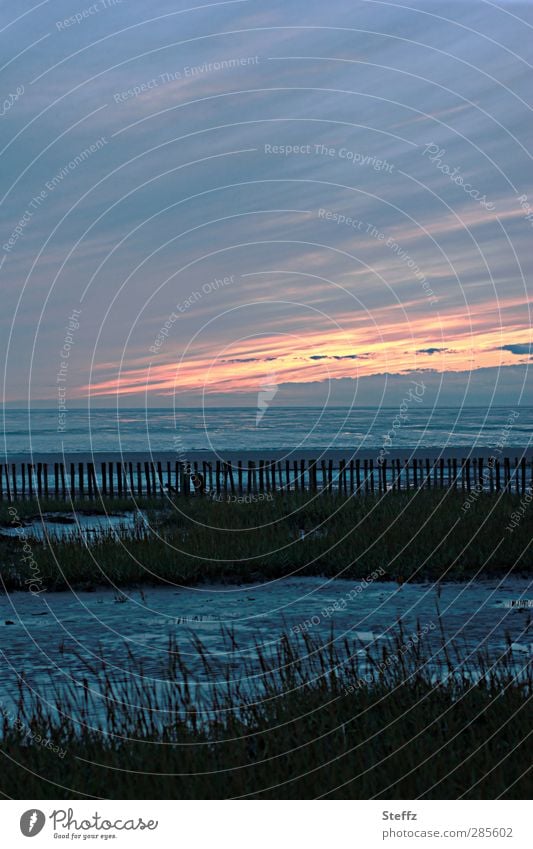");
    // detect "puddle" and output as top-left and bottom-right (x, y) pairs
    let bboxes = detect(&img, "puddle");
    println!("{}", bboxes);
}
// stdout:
(0, 510), (148, 543)
(0, 577), (531, 724)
